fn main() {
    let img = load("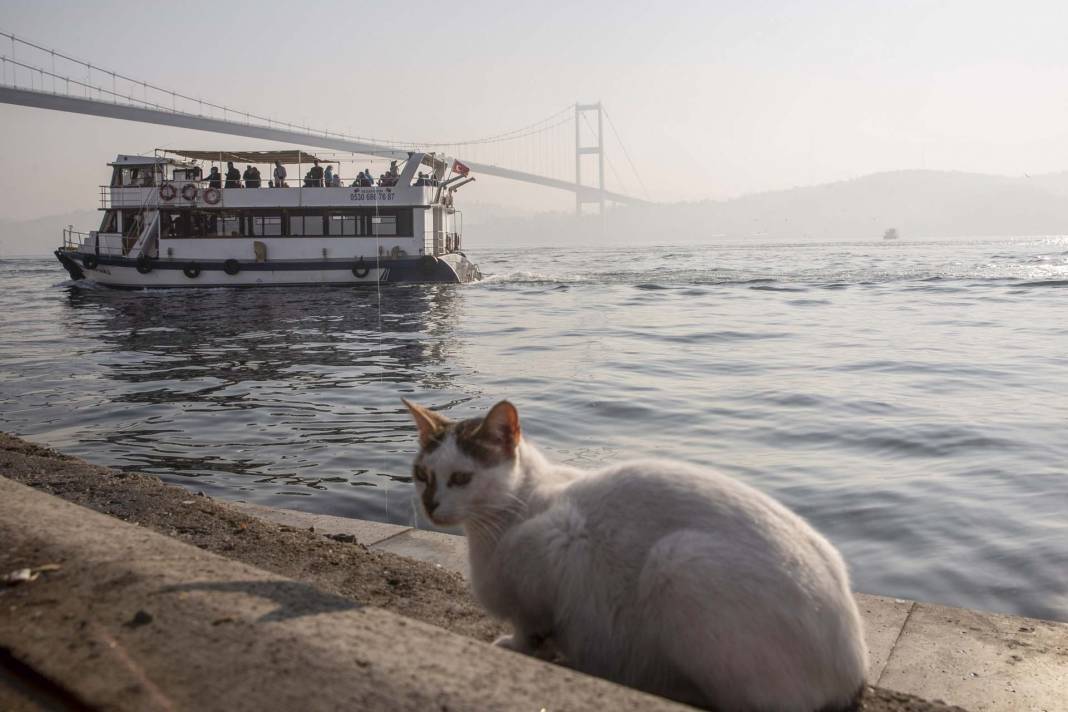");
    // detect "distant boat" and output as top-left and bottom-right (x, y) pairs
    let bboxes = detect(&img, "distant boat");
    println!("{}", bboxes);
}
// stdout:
(54, 149), (481, 288)
(882, 228), (900, 241)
